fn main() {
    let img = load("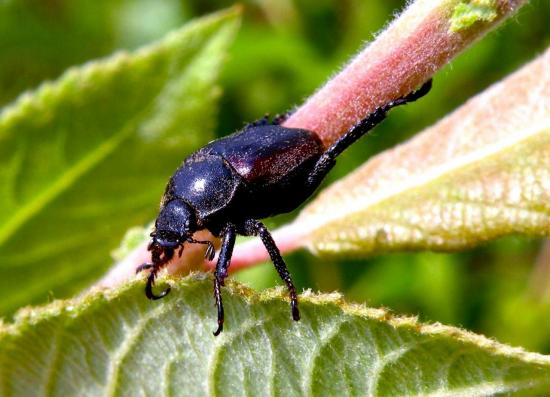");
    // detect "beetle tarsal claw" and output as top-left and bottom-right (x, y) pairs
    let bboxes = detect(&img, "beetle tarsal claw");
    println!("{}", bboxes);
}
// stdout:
(145, 272), (171, 300)
(205, 243), (216, 261)
(213, 321), (223, 336)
